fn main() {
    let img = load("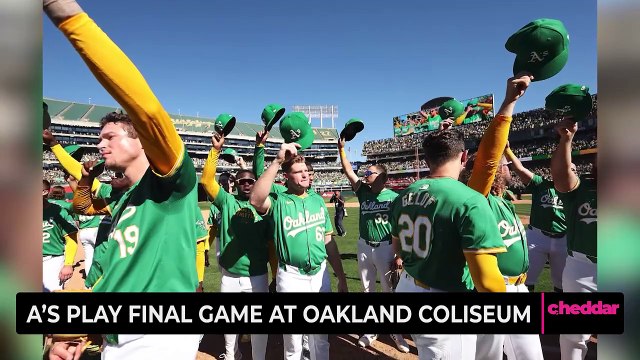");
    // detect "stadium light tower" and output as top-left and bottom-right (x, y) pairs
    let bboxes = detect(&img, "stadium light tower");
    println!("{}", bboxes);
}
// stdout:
(291, 105), (338, 128)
